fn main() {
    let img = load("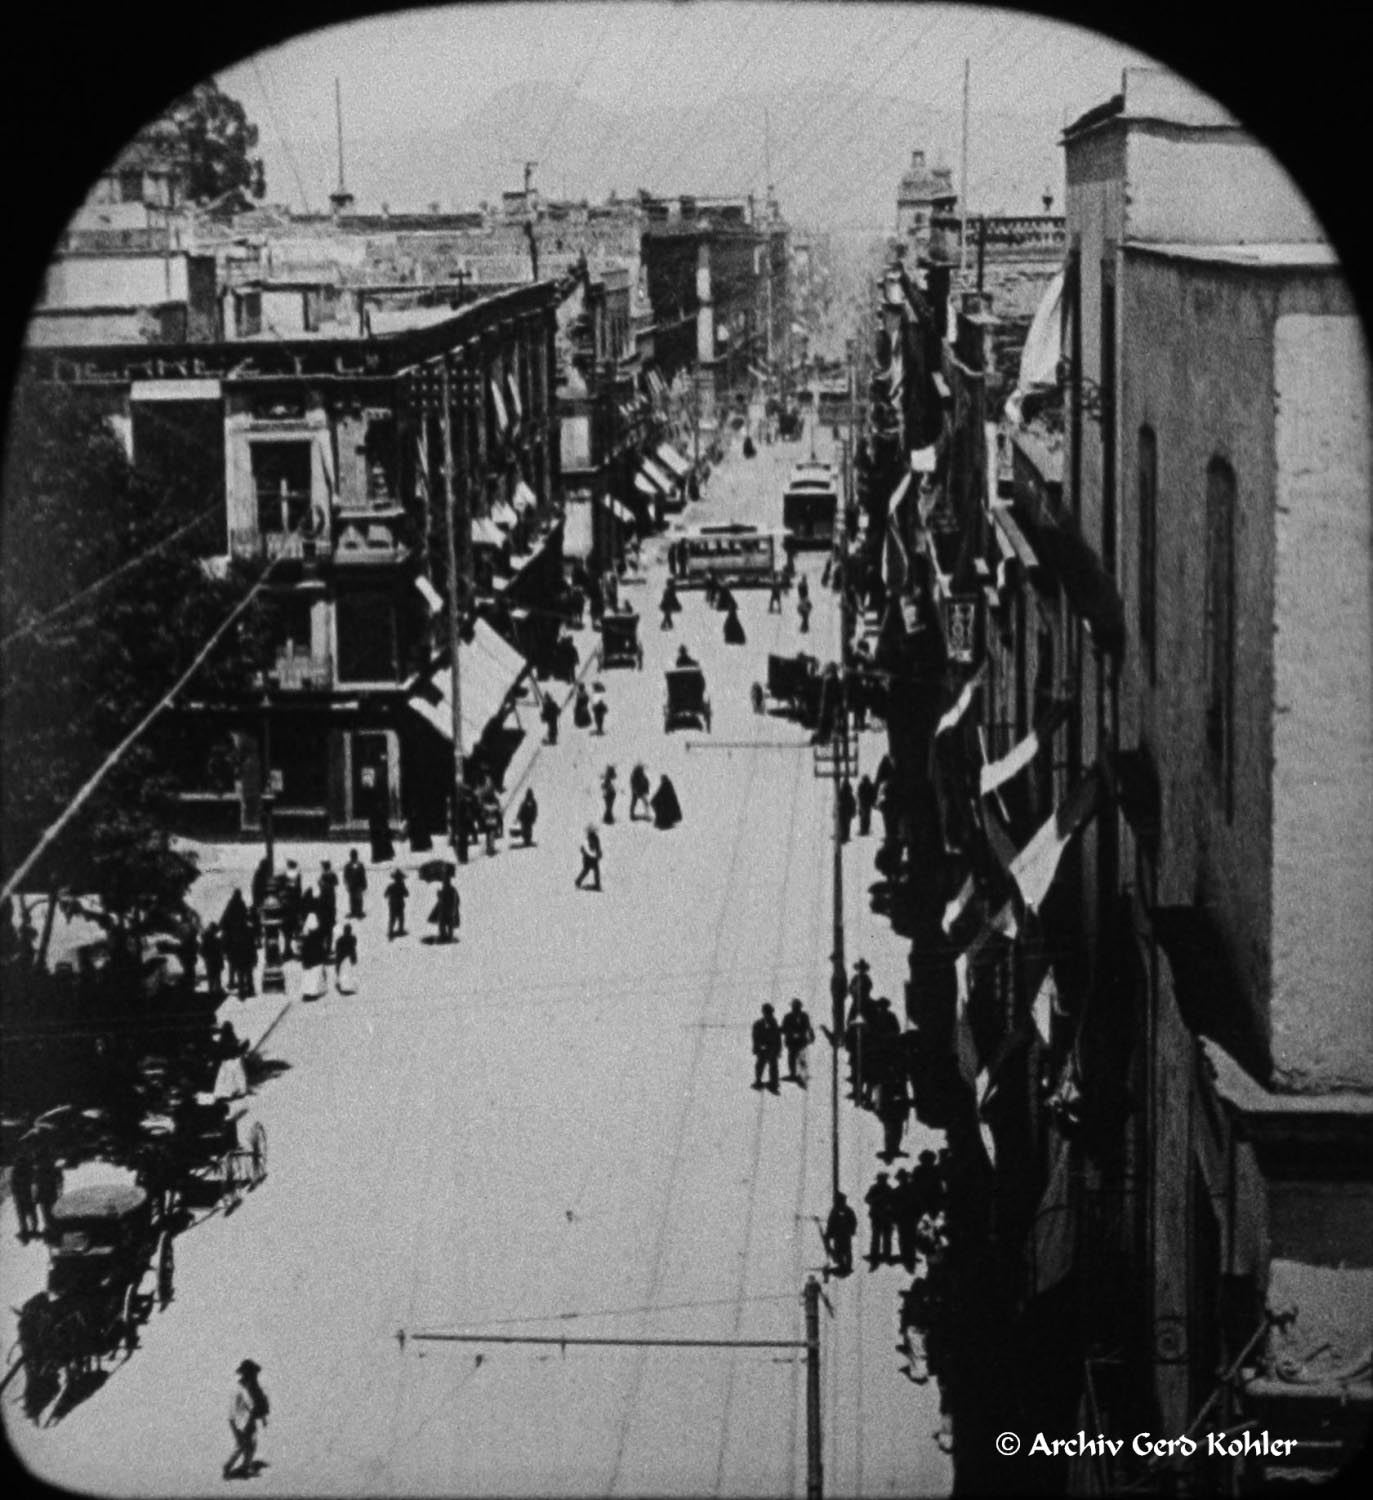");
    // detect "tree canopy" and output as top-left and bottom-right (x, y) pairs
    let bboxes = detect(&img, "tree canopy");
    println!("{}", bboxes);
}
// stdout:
(136, 79), (266, 204)
(1, 379), (270, 946)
